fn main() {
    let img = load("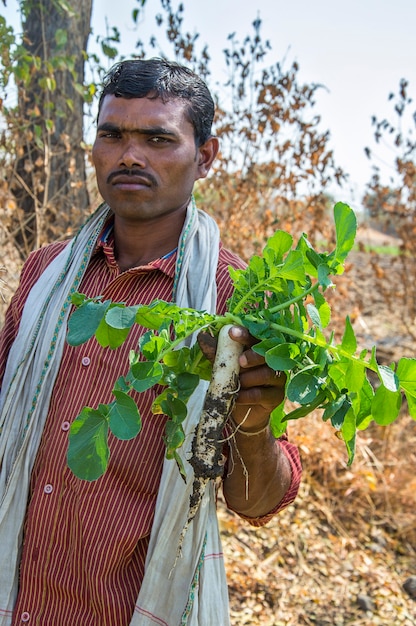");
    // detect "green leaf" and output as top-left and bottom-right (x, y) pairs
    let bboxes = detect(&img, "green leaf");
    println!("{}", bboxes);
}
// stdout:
(277, 249), (306, 282)
(396, 357), (416, 398)
(128, 361), (164, 392)
(306, 303), (322, 329)
(164, 421), (186, 454)
(174, 372), (200, 402)
(139, 331), (169, 360)
(70, 292), (87, 307)
(313, 291), (331, 327)
(377, 364), (399, 392)
(113, 375), (130, 393)
(332, 202), (357, 270)
(372, 385), (402, 425)
(108, 391), (142, 440)
(406, 394), (416, 420)
(247, 255), (265, 282)
(354, 377), (375, 428)
(171, 450), (187, 481)
(252, 337), (283, 357)
(317, 263), (333, 289)
(161, 395), (188, 423)
(296, 235), (321, 276)
(135, 300), (179, 330)
(329, 360), (365, 394)
(244, 319), (277, 341)
(101, 42), (118, 59)
(163, 346), (211, 381)
(106, 305), (139, 329)
(286, 371), (322, 405)
(283, 390), (327, 421)
(263, 230), (293, 264)
(67, 300), (111, 346)
(340, 316), (357, 355)
(265, 343), (301, 370)
(341, 409), (357, 465)
(67, 407), (109, 481)
(152, 389), (169, 414)
(95, 317), (130, 349)
(269, 401), (287, 437)
(322, 394), (350, 427)
(54, 28), (68, 47)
